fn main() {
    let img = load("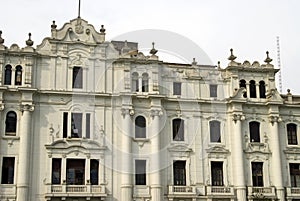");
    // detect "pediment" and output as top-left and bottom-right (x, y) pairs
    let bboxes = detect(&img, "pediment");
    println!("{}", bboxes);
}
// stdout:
(206, 145), (229, 154)
(168, 144), (192, 153)
(45, 138), (105, 150)
(52, 18), (105, 44)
